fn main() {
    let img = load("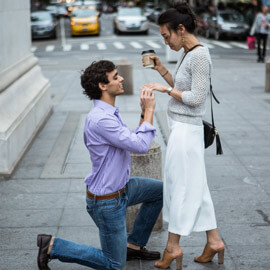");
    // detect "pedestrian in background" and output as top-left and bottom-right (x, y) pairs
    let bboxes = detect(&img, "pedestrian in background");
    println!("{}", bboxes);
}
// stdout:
(250, 5), (270, 62)
(36, 60), (163, 270)
(245, 0), (258, 30)
(142, 2), (224, 269)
